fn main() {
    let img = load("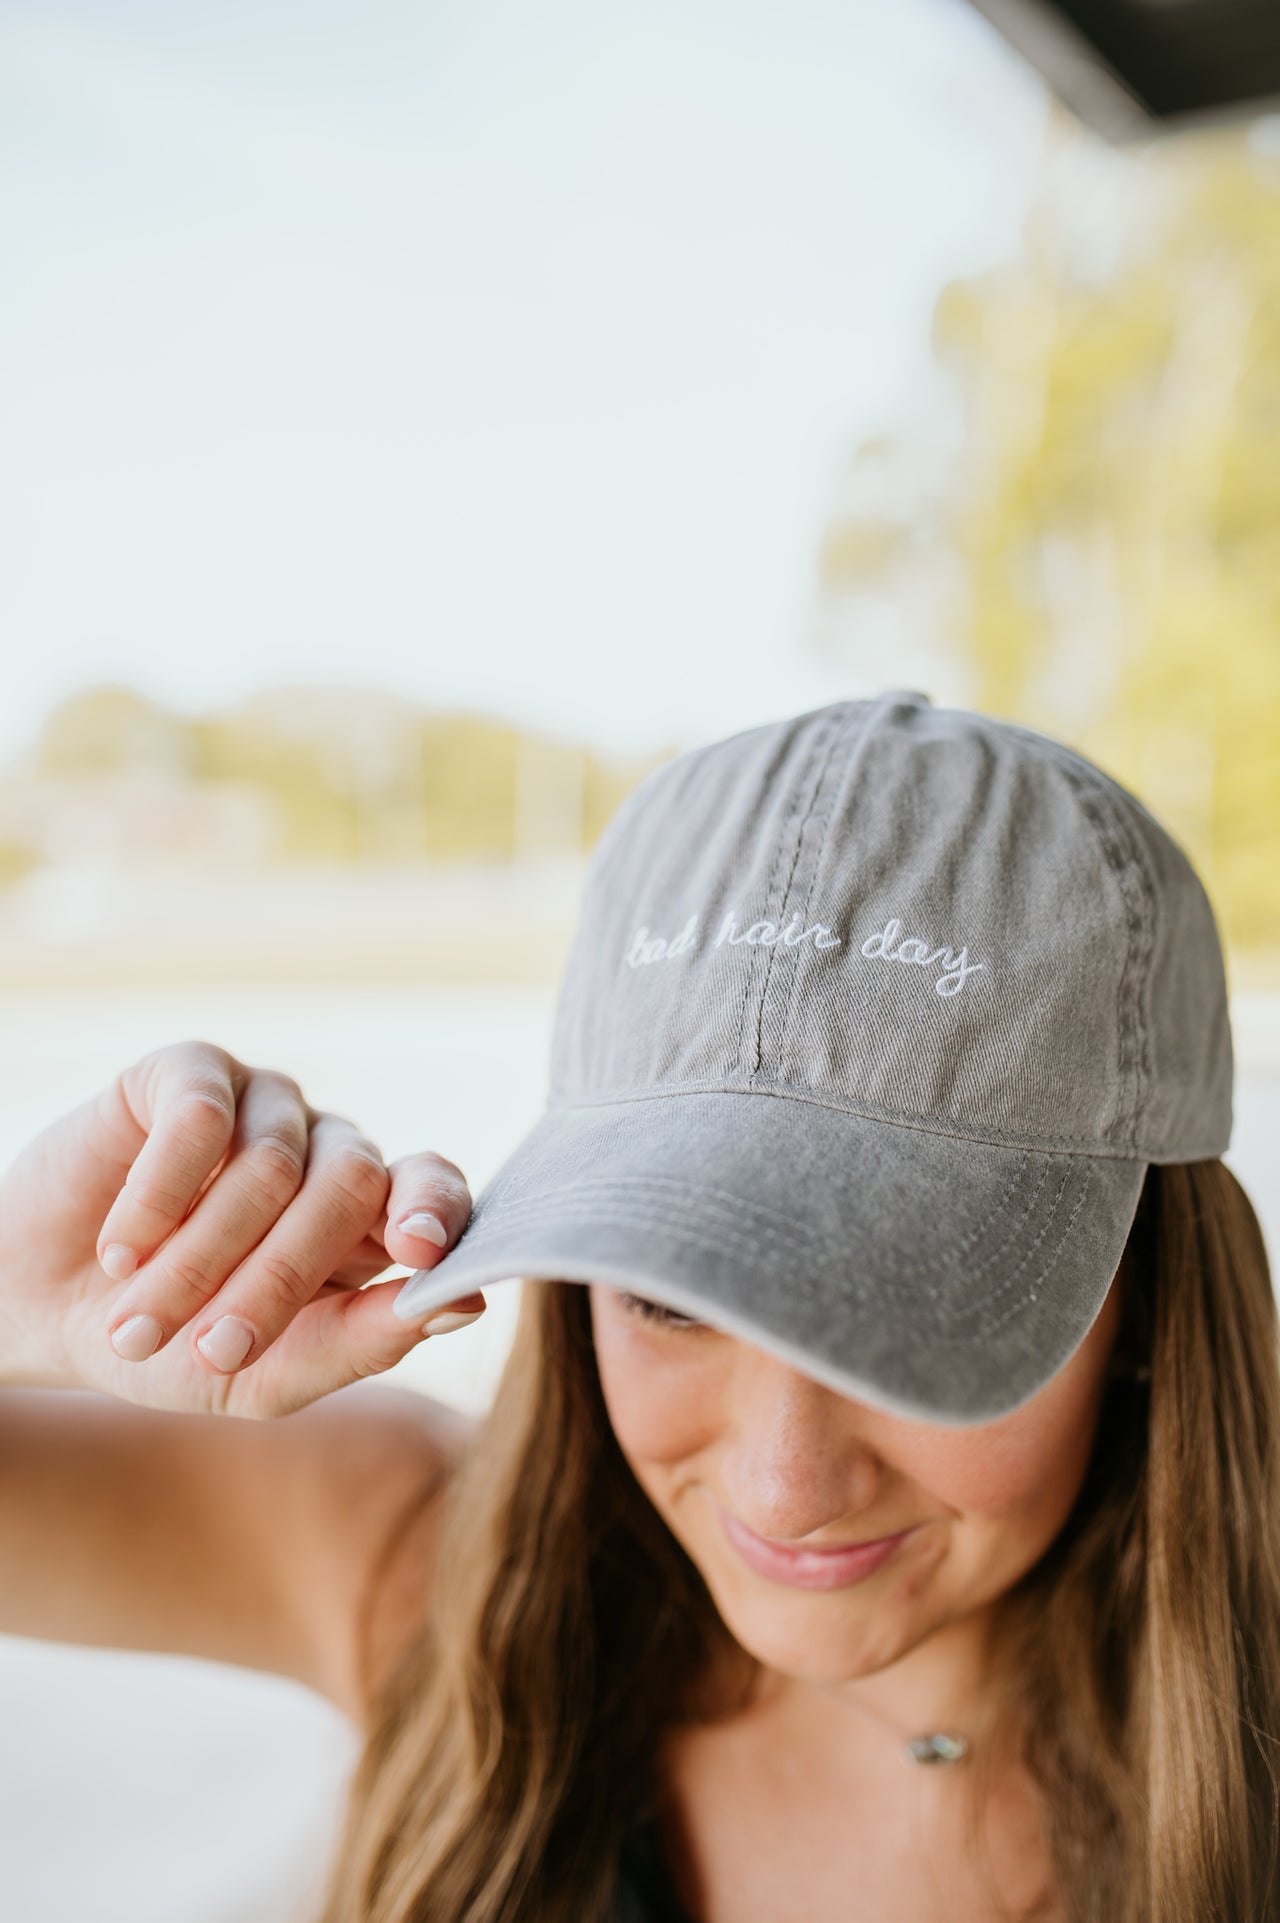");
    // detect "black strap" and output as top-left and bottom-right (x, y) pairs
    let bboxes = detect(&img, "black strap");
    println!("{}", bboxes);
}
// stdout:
(613, 1812), (700, 1923)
